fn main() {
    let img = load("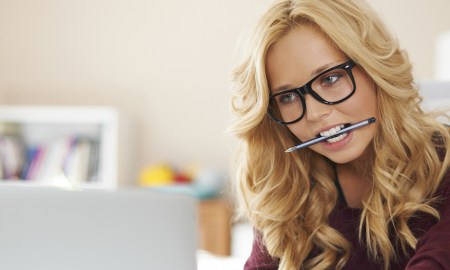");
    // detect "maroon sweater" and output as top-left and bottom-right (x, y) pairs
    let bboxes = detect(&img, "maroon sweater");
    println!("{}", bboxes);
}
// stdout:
(244, 169), (450, 270)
